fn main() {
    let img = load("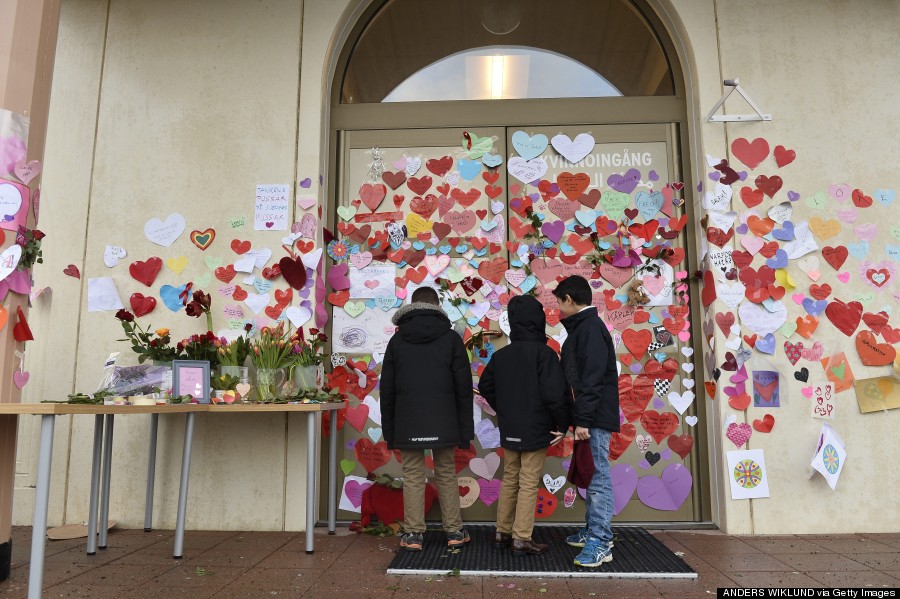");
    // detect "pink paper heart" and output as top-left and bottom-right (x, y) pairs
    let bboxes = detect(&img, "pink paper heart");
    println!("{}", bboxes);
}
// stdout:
(13, 370), (29, 389)
(678, 331), (691, 342)
(392, 157), (407, 170)
(836, 207), (857, 223)
(791, 293), (805, 305)
(726, 422), (752, 448)
(14, 160), (41, 184)
(396, 288), (407, 300)
(801, 386), (813, 398)
(837, 272), (850, 283)
(741, 235), (764, 255)
(296, 196), (317, 210)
